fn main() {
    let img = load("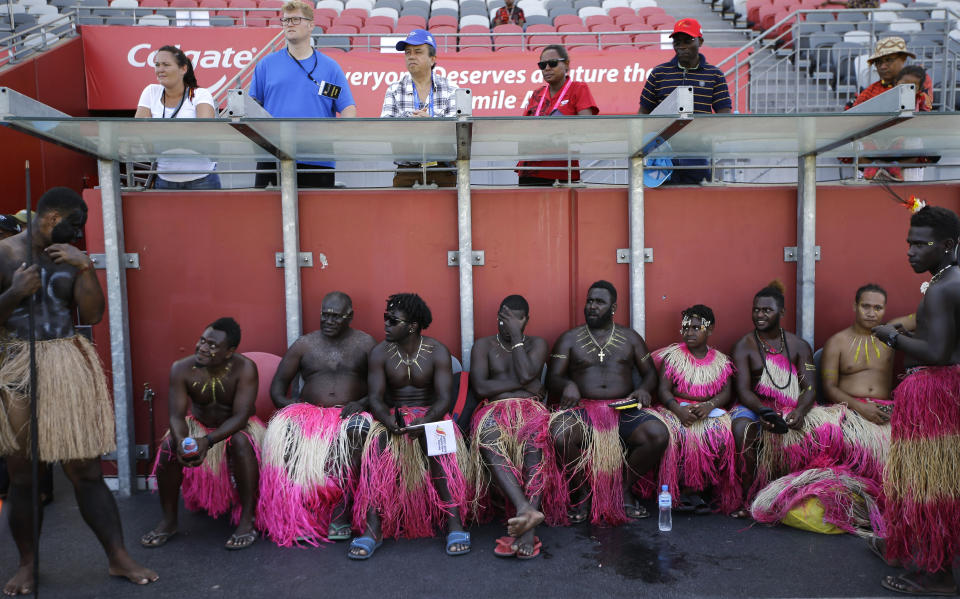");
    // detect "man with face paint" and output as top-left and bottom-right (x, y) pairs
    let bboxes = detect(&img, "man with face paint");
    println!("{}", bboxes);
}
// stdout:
(467, 295), (552, 559)
(547, 280), (663, 525)
(869, 205), (960, 596)
(649, 305), (738, 515)
(730, 281), (827, 519)
(0, 187), (158, 594)
(638, 18), (732, 185)
(141, 318), (263, 551)
(258, 291), (376, 546)
(381, 29), (459, 188)
(349, 293), (472, 559)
